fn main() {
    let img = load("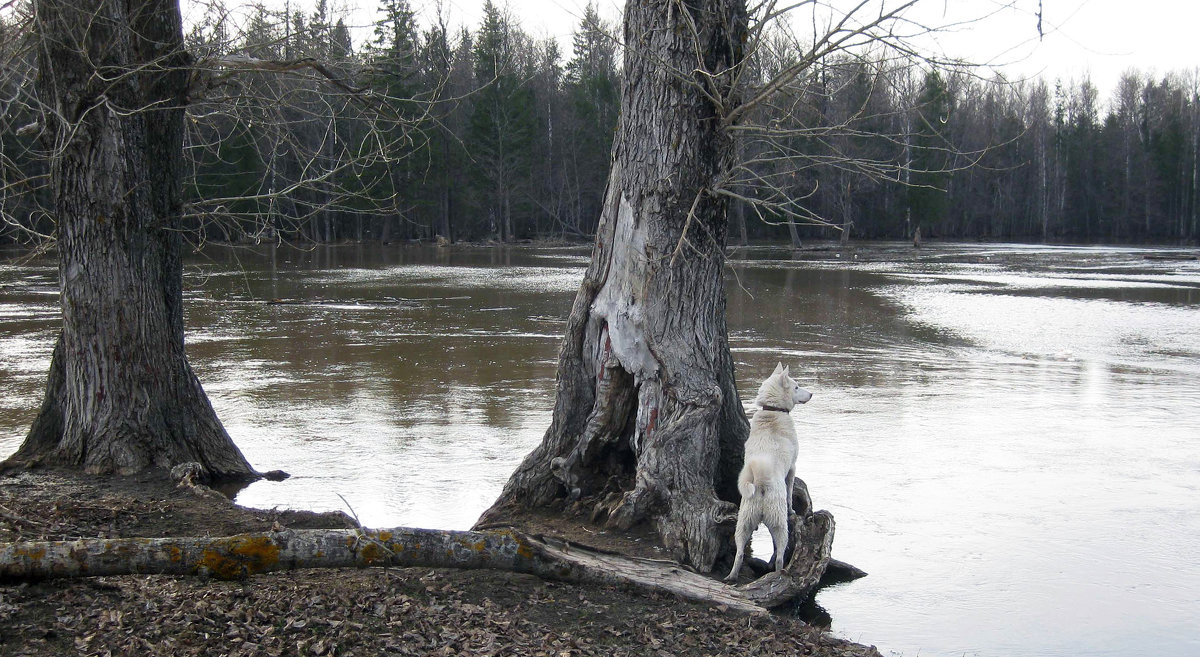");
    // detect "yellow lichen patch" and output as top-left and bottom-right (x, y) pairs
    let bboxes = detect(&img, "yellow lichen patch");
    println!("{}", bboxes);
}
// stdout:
(496, 529), (534, 560)
(196, 535), (281, 580)
(375, 531), (393, 542)
(358, 541), (392, 566)
(13, 546), (46, 563)
(163, 544), (184, 563)
(473, 541), (486, 552)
